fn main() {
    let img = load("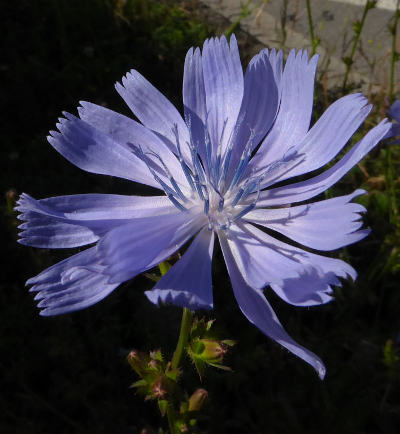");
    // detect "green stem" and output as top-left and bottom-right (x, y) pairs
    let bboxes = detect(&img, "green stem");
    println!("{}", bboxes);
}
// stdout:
(342, 0), (372, 91)
(158, 262), (194, 432)
(166, 403), (177, 434)
(389, 1), (400, 102)
(305, 0), (317, 56)
(171, 308), (193, 370)
(386, 147), (398, 224)
(224, 0), (252, 39)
